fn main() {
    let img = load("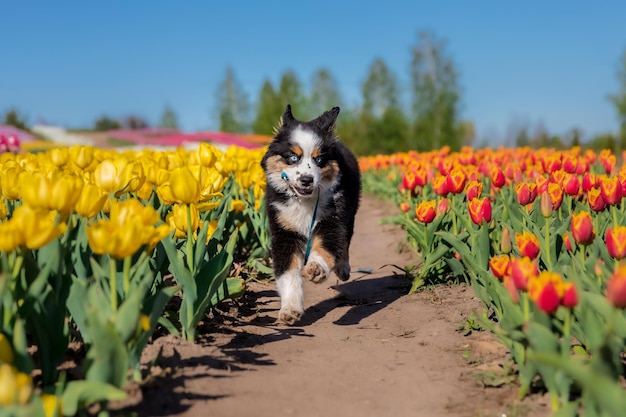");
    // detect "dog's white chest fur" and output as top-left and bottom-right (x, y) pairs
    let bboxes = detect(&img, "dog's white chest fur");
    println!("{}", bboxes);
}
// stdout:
(272, 193), (326, 237)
